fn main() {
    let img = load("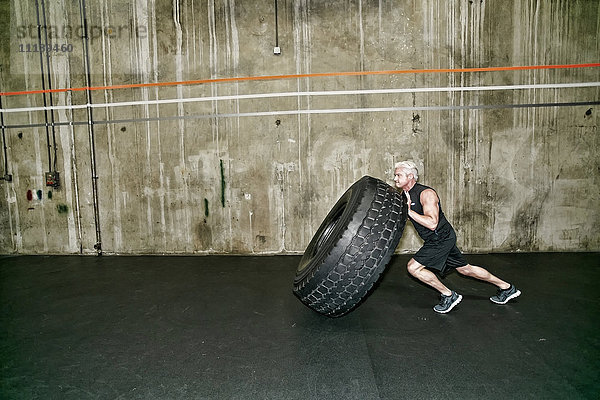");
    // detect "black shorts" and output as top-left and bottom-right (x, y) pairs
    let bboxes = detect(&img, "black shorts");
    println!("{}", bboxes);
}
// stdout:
(413, 227), (467, 275)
